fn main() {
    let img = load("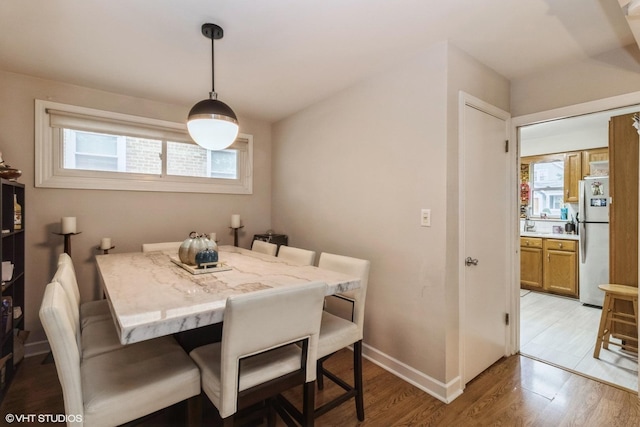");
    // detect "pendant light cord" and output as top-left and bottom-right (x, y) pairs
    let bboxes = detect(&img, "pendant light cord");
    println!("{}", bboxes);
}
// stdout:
(210, 32), (216, 96)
